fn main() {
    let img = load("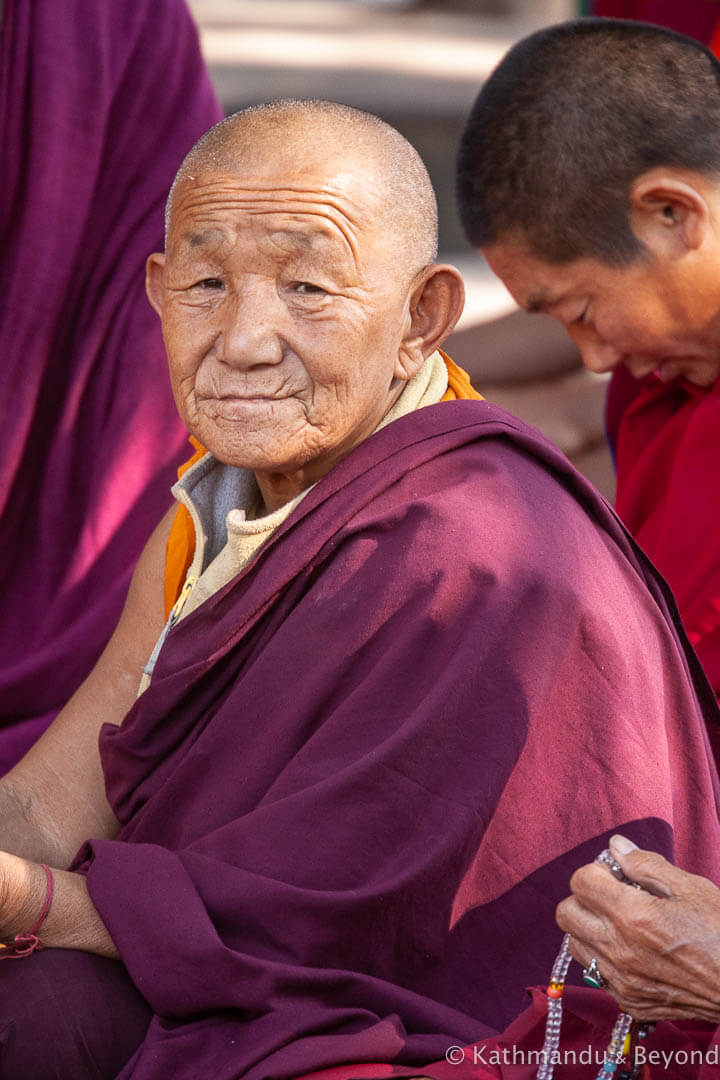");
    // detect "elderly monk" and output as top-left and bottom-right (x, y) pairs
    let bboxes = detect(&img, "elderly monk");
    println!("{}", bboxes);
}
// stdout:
(1, 101), (720, 1080)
